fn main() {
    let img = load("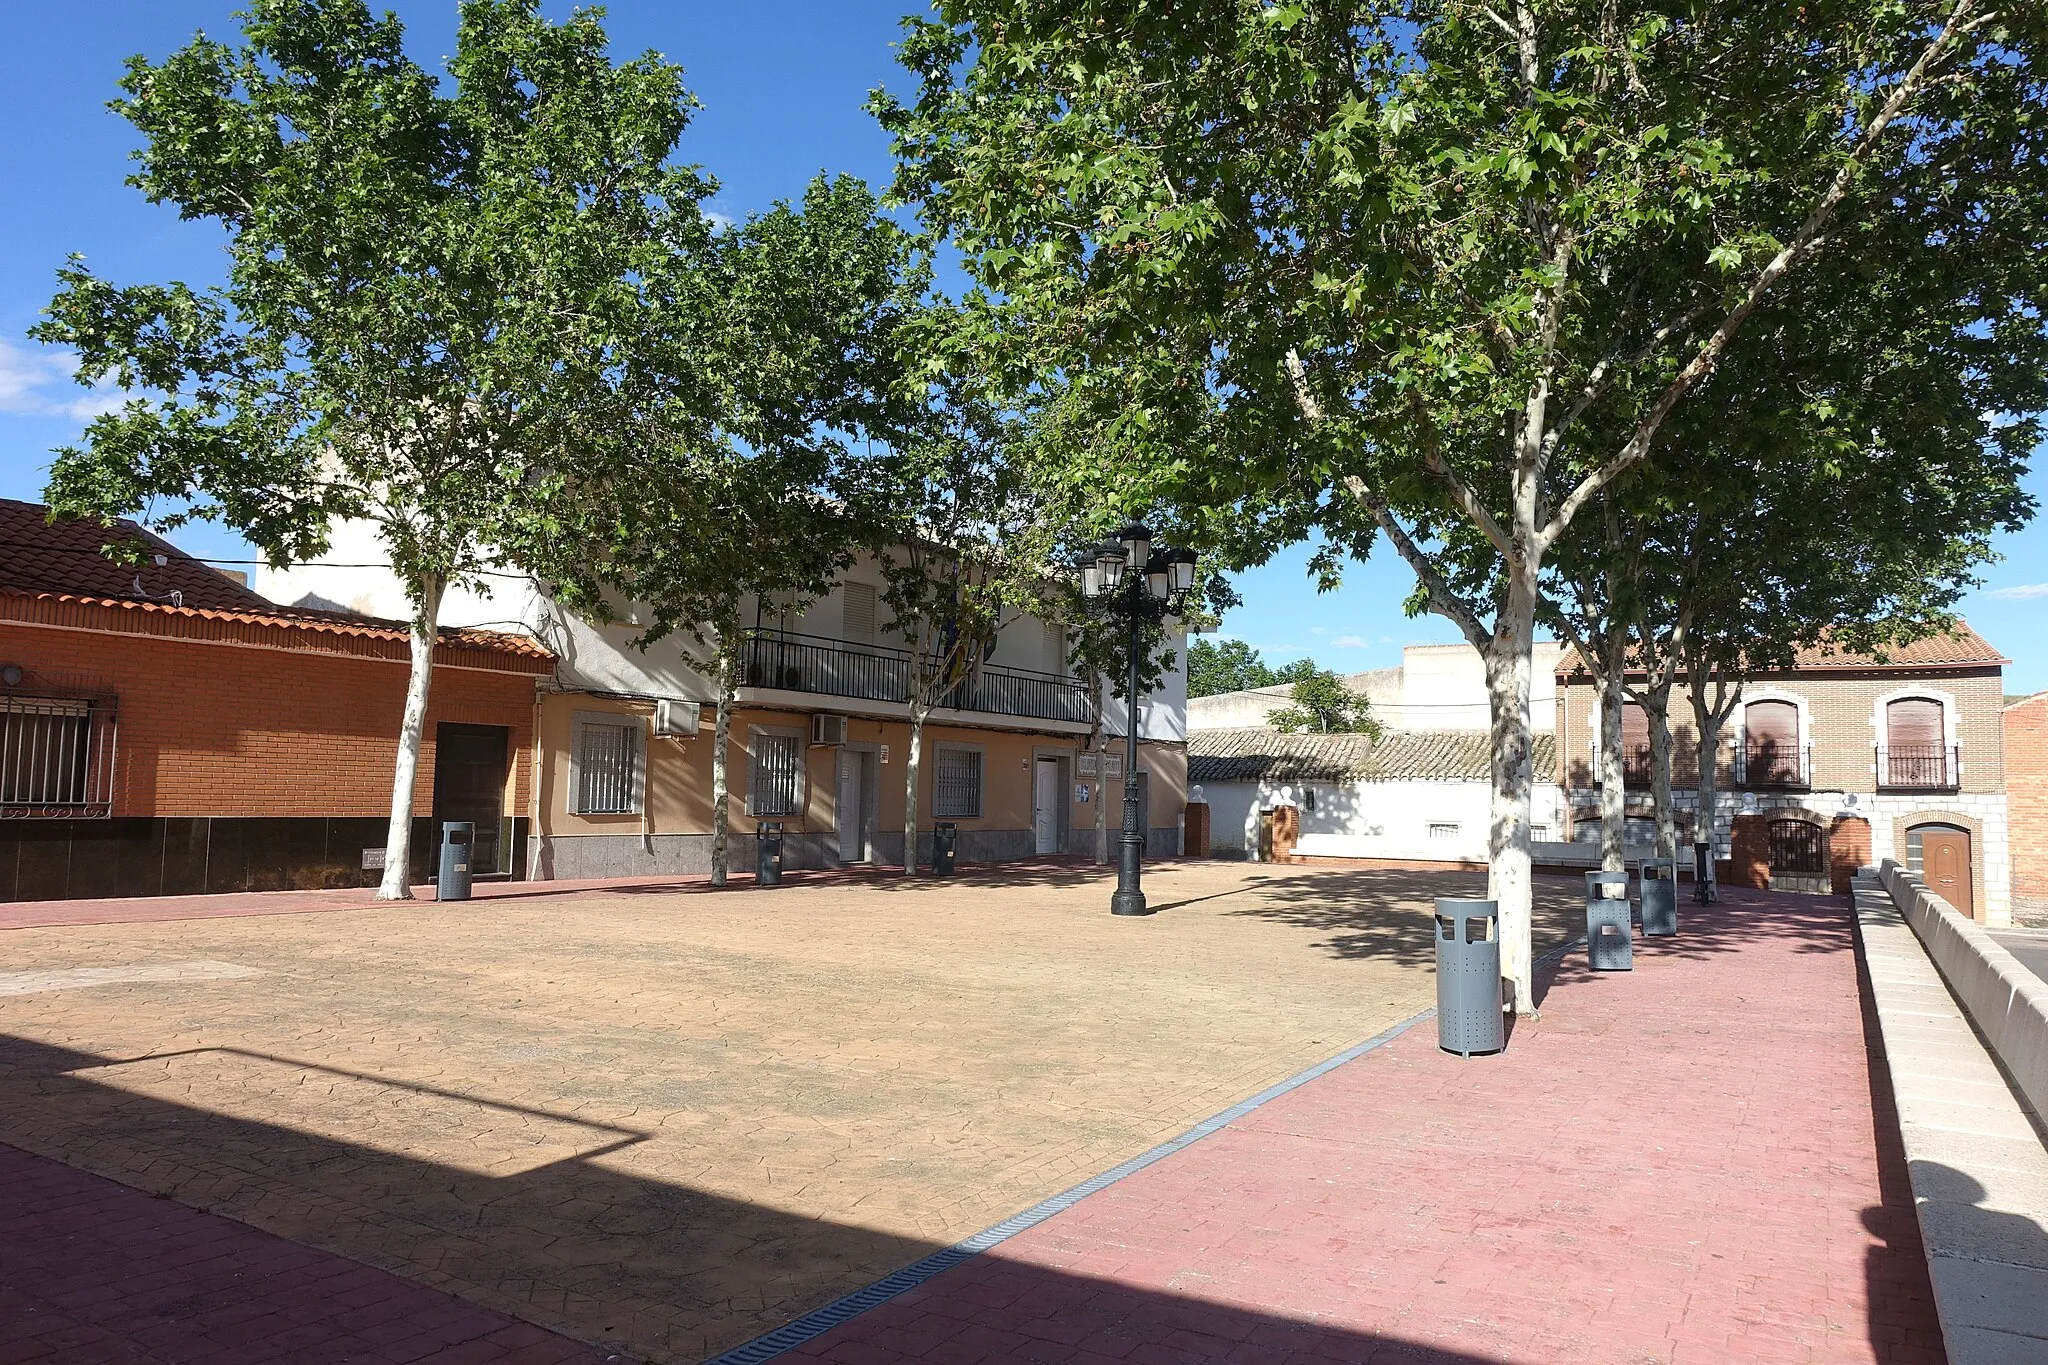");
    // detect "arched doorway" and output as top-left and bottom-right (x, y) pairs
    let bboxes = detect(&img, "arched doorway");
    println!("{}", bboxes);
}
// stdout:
(1908, 823), (1973, 918)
